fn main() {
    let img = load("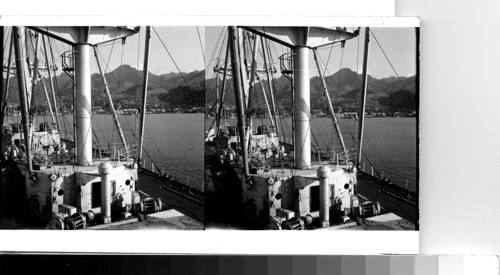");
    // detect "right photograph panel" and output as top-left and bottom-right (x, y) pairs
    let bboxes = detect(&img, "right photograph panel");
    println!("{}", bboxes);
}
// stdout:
(204, 26), (418, 231)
